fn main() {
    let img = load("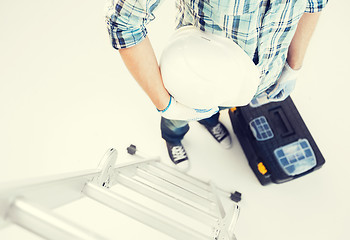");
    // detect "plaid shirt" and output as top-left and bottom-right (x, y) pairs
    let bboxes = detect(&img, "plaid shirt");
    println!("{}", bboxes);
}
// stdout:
(105, 0), (328, 95)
